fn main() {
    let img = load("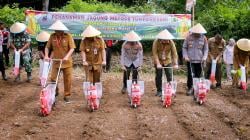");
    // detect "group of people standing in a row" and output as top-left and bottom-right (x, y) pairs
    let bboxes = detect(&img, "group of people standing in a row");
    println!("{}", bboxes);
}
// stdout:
(0, 20), (249, 103)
